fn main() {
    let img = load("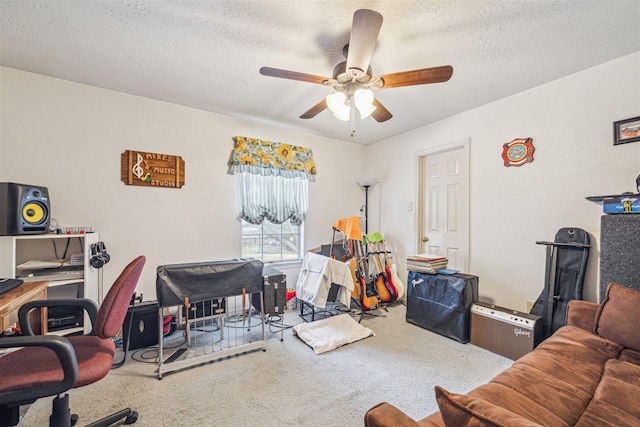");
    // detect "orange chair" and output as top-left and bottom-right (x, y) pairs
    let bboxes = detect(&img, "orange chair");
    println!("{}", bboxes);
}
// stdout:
(0, 256), (146, 427)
